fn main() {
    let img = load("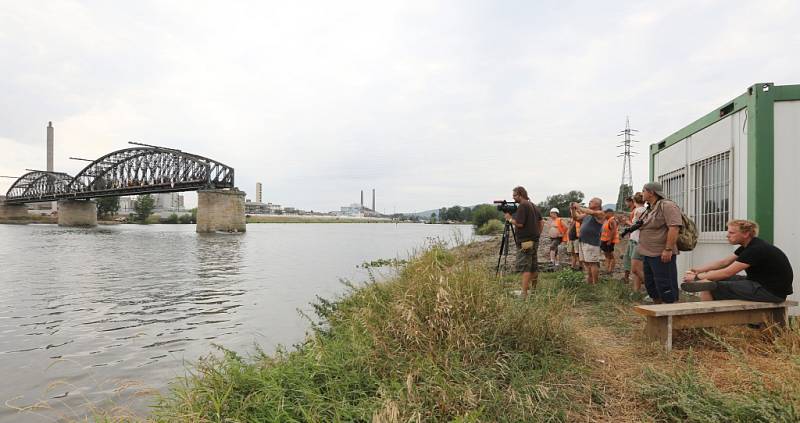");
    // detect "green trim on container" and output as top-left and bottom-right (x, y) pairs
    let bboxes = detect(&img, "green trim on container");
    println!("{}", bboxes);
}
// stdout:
(772, 84), (800, 101)
(748, 83), (775, 242)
